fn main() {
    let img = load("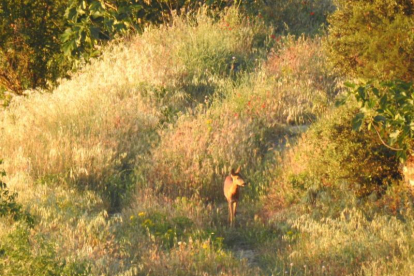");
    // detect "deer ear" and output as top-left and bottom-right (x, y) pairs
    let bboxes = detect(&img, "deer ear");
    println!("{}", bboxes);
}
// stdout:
(231, 168), (235, 176)
(235, 166), (241, 174)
